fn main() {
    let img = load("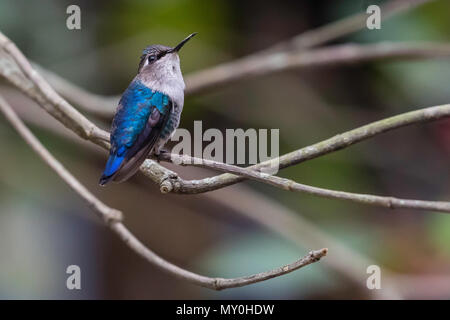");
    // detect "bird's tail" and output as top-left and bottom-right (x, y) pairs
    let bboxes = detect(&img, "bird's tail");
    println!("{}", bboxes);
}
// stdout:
(99, 143), (154, 186)
(109, 143), (154, 184)
(99, 153), (124, 186)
